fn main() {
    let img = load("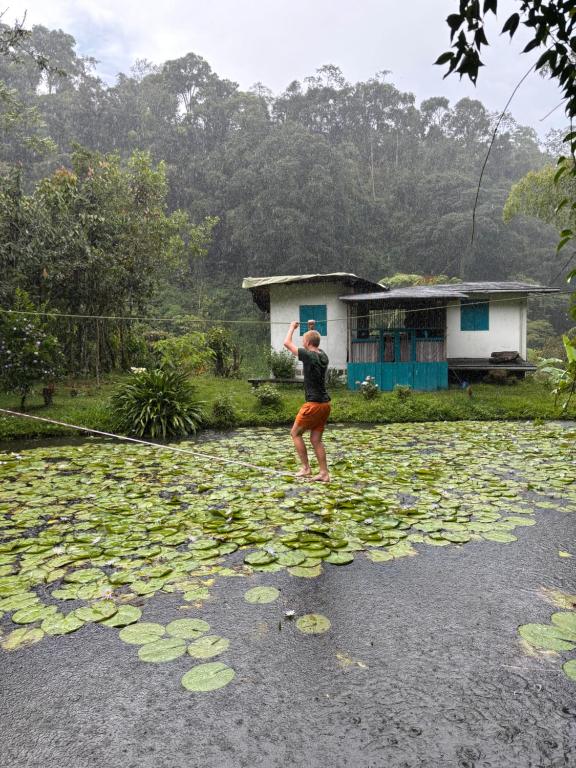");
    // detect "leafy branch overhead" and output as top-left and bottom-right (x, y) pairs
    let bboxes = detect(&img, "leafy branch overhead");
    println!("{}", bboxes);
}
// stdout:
(439, 1), (576, 286)
(437, 1), (575, 116)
